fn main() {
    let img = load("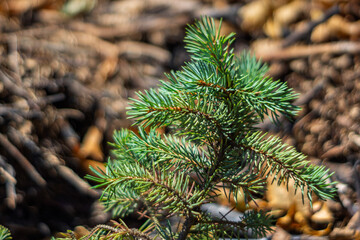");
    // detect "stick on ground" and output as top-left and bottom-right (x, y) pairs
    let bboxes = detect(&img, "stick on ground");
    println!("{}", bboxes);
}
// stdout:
(0, 133), (46, 187)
